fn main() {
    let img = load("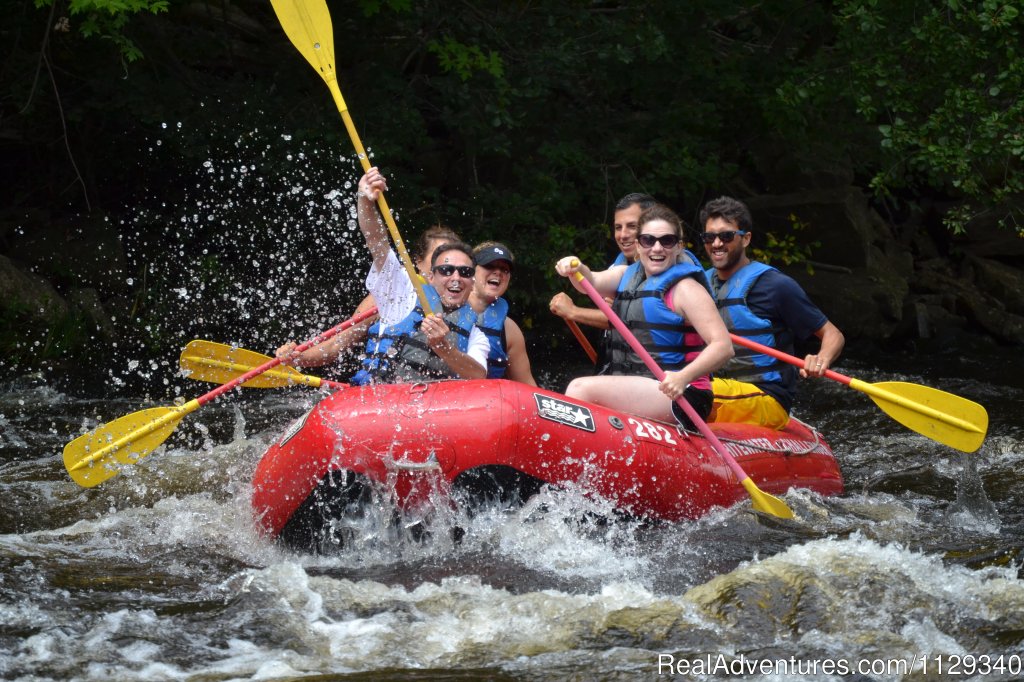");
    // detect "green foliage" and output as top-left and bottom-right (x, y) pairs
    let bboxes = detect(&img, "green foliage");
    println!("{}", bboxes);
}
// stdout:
(34, 0), (168, 62)
(356, 0), (413, 17)
(428, 37), (505, 82)
(750, 213), (820, 272)
(829, 0), (1024, 234)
